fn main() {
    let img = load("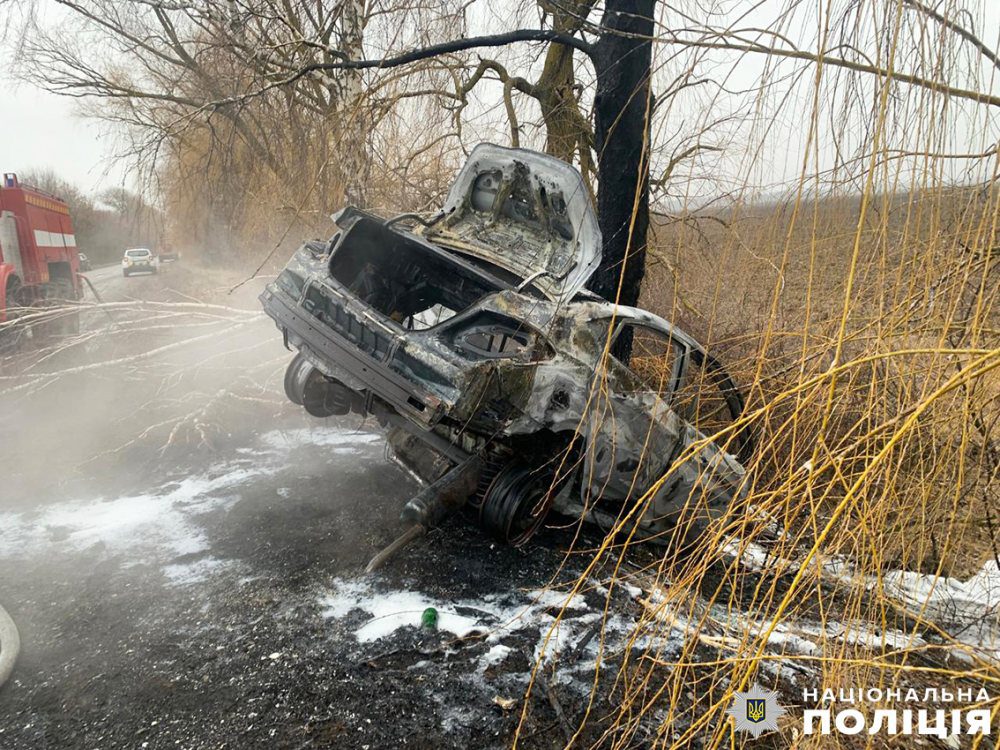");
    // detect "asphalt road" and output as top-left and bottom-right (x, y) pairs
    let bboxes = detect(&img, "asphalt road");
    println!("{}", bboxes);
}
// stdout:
(0, 261), (637, 749)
